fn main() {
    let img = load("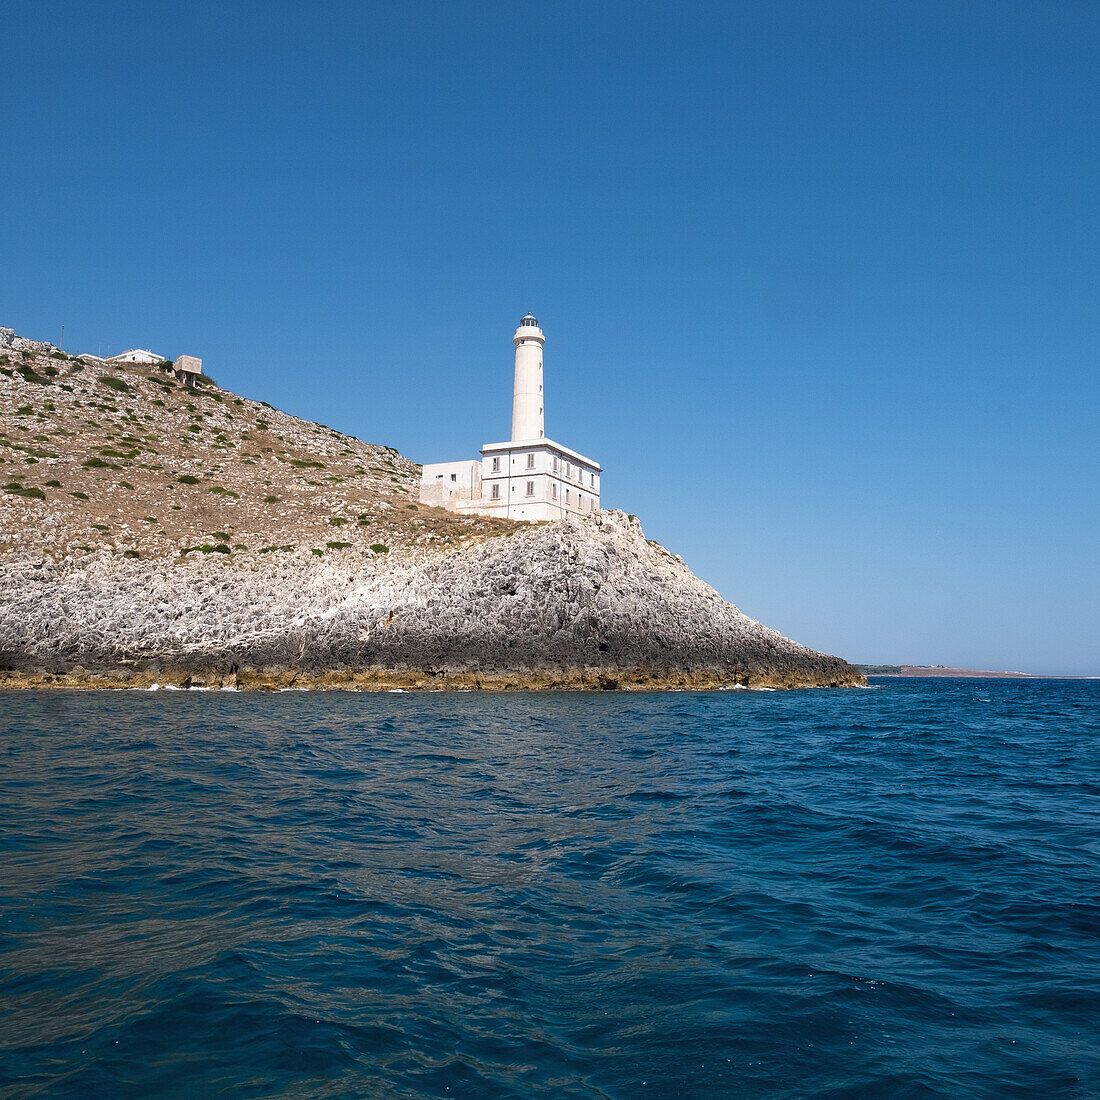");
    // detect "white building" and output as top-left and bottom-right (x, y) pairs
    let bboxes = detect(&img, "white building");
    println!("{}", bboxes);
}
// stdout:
(107, 348), (163, 365)
(420, 314), (601, 521)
